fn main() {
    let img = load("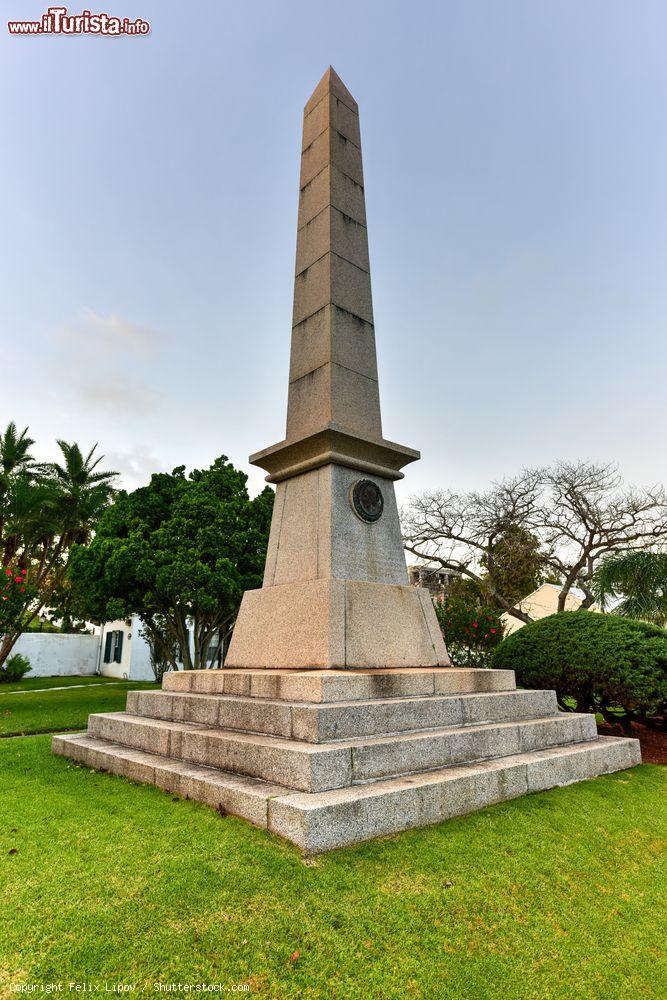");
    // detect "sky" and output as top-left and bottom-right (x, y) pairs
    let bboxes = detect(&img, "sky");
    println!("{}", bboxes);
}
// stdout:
(2, 0), (665, 507)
